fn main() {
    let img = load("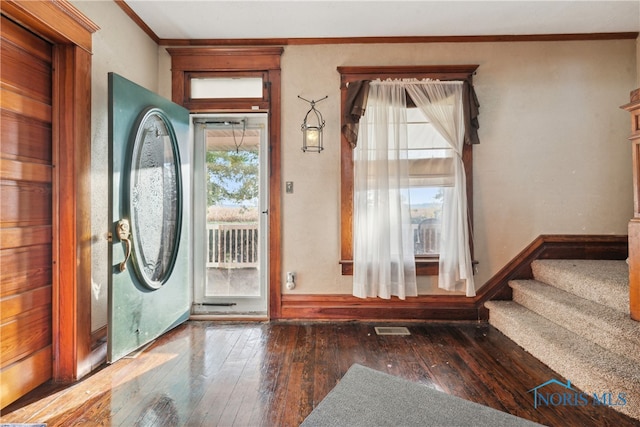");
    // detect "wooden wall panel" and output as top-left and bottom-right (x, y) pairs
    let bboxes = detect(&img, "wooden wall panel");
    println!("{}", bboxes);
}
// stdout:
(0, 225), (51, 250)
(0, 245), (52, 298)
(0, 36), (52, 103)
(1, 110), (52, 163)
(0, 182), (52, 227)
(0, 15), (52, 60)
(1, 158), (52, 183)
(1, 2), (98, 404)
(0, 305), (51, 367)
(0, 88), (52, 123)
(0, 346), (51, 409)
(1, 14), (54, 409)
(1, 286), (51, 321)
